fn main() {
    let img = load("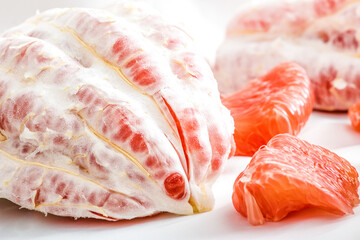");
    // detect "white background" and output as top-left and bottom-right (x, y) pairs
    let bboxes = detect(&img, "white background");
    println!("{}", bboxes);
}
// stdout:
(1, 1), (360, 239)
